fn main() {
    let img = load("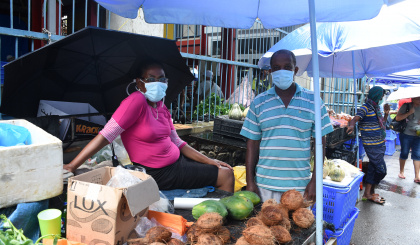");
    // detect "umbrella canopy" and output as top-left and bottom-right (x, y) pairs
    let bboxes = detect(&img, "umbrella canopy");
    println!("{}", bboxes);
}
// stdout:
(0, 27), (194, 118)
(372, 68), (420, 83)
(386, 85), (420, 101)
(94, 0), (385, 28)
(258, 0), (420, 78)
